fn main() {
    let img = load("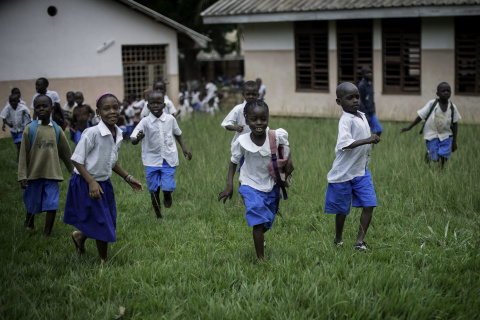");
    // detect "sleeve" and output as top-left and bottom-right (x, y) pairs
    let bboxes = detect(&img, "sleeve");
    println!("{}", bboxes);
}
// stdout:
(130, 119), (144, 138)
(30, 94), (36, 110)
(452, 104), (461, 123)
(18, 125), (30, 181)
(0, 105), (8, 119)
(71, 132), (93, 165)
(221, 105), (240, 128)
(125, 107), (135, 118)
(276, 128), (289, 146)
(336, 117), (355, 151)
(172, 118), (182, 136)
(57, 130), (74, 172)
(52, 92), (61, 104)
(167, 101), (177, 115)
(417, 100), (435, 120)
(141, 103), (150, 118)
(230, 139), (243, 164)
